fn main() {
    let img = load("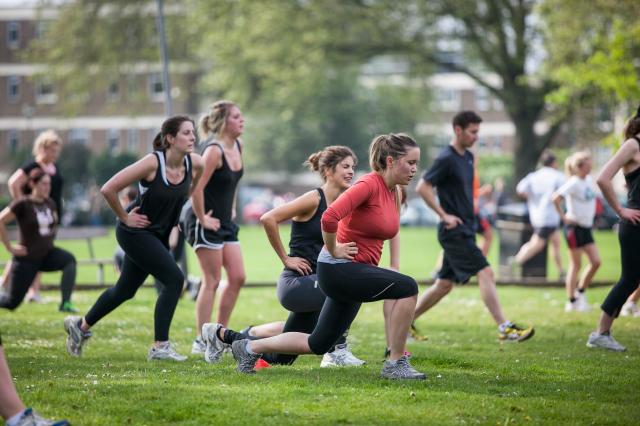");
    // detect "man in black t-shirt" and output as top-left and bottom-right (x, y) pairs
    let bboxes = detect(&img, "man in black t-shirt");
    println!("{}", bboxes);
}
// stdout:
(412, 111), (534, 342)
